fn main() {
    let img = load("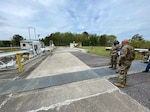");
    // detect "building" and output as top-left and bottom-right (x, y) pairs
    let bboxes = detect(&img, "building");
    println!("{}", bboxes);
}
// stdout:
(20, 40), (33, 50)
(20, 39), (44, 55)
